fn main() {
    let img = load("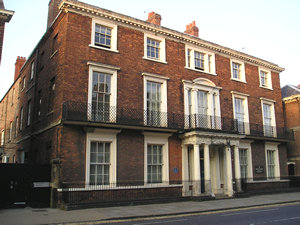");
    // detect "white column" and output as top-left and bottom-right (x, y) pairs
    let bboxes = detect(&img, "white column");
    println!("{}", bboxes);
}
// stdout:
(234, 145), (242, 192)
(182, 145), (190, 196)
(204, 143), (211, 195)
(193, 144), (201, 196)
(225, 146), (233, 196)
